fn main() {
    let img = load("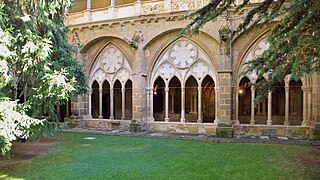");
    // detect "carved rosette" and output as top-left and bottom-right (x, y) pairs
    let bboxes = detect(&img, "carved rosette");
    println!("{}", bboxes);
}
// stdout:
(99, 46), (123, 74)
(170, 41), (197, 69)
(159, 63), (176, 80)
(192, 61), (209, 79)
